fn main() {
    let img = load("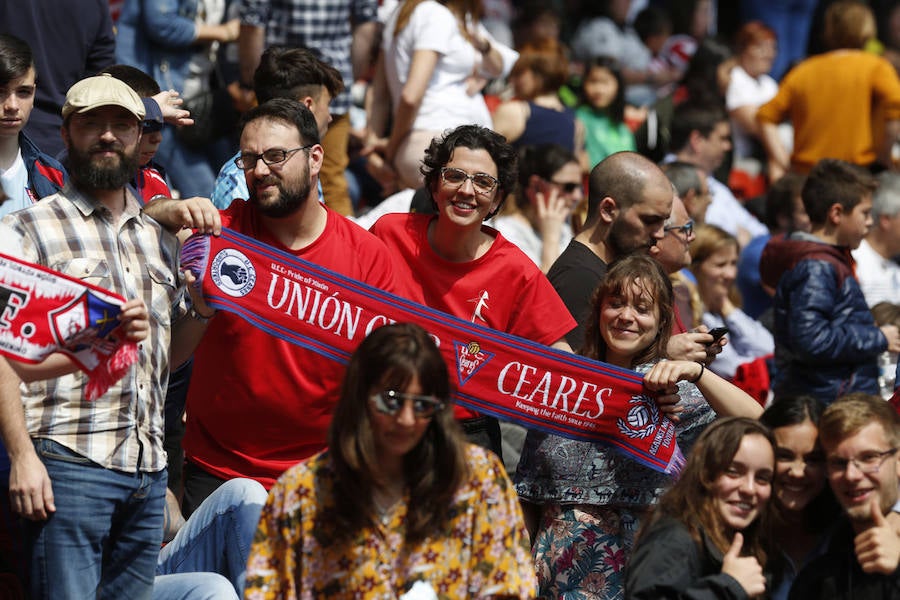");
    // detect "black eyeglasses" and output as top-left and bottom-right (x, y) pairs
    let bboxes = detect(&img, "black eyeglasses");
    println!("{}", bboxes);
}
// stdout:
(548, 180), (582, 194)
(440, 167), (499, 195)
(234, 145), (313, 170)
(664, 219), (694, 238)
(826, 448), (897, 474)
(370, 390), (445, 418)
